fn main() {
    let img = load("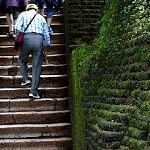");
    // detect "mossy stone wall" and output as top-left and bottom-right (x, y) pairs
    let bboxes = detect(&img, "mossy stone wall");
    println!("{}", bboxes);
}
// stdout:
(65, 1), (105, 150)
(65, 0), (104, 46)
(70, 0), (150, 149)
